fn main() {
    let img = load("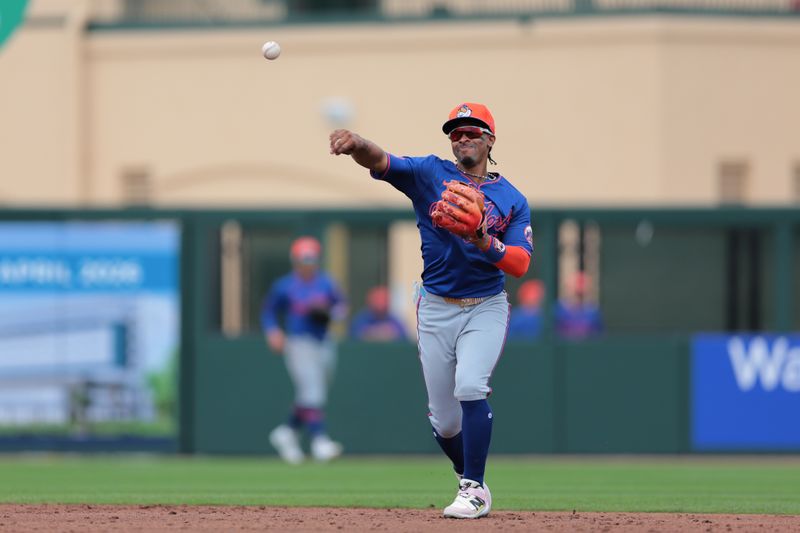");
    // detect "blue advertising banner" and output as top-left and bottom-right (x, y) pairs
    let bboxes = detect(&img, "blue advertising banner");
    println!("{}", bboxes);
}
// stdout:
(0, 221), (180, 446)
(0, 222), (178, 293)
(692, 334), (800, 451)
